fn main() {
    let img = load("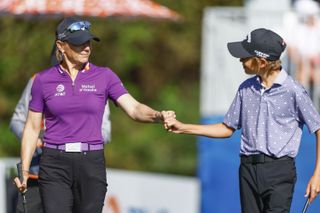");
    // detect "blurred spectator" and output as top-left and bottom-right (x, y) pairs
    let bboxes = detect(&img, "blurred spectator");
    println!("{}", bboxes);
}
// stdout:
(284, 0), (320, 110)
